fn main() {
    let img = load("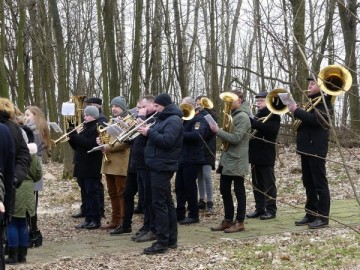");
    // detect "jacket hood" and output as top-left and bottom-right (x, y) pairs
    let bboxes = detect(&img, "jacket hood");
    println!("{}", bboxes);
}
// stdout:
(157, 103), (183, 120)
(27, 143), (38, 155)
(234, 100), (251, 115)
